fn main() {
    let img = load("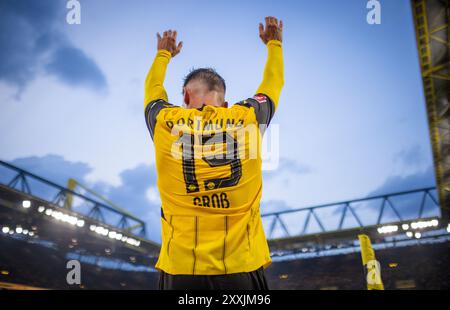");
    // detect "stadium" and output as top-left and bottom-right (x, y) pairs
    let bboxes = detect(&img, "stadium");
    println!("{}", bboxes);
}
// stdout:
(0, 0), (449, 291)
